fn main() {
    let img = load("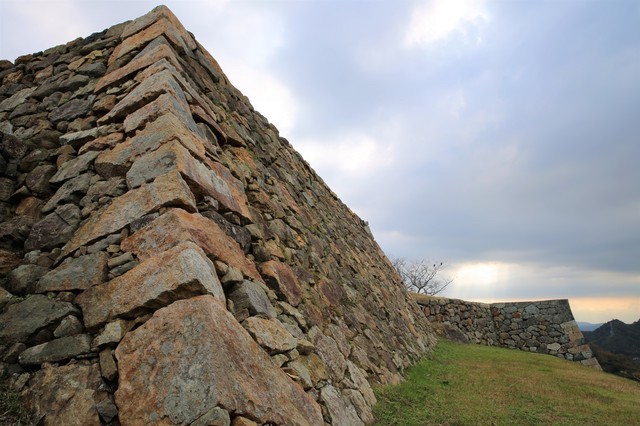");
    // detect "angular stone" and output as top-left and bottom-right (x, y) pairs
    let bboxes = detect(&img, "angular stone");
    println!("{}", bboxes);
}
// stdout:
(287, 353), (328, 387)
(78, 132), (124, 155)
(37, 252), (108, 293)
(92, 319), (129, 348)
(15, 196), (44, 221)
(6, 264), (49, 295)
(23, 362), (103, 426)
(121, 208), (261, 281)
(53, 315), (84, 338)
(49, 151), (99, 184)
(231, 417), (258, 426)
(19, 334), (92, 366)
(42, 172), (92, 213)
(98, 69), (188, 124)
(309, 328), (347, 382)
(99, 348), (118, 382)
(0, 286), (12, 310)
(0, 87), (36, 112)
(0, 295), (74, 345)
(62, 171), (196, 257)
(26, 164), (57, 195)
(228, 280), (276, 319)
(49, 98), (92, 123)
(25, 204), (81, 251)
(123, 91), (193, 133)
(0, 249), (22, 276)
(127, 140), (251, 220)
(110, 12), (196, 66)
(547, 342), (562, 351)
(261, 260), (302, 307)
(242, 317), (297, 355)
(115, 295), (323, 425)
(76, 242), (223, 330)
(191, 407), (230, 426)
(320, 385), (363, 426)
(96, 37), (183, 92)
(95, 113), (207, 178)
